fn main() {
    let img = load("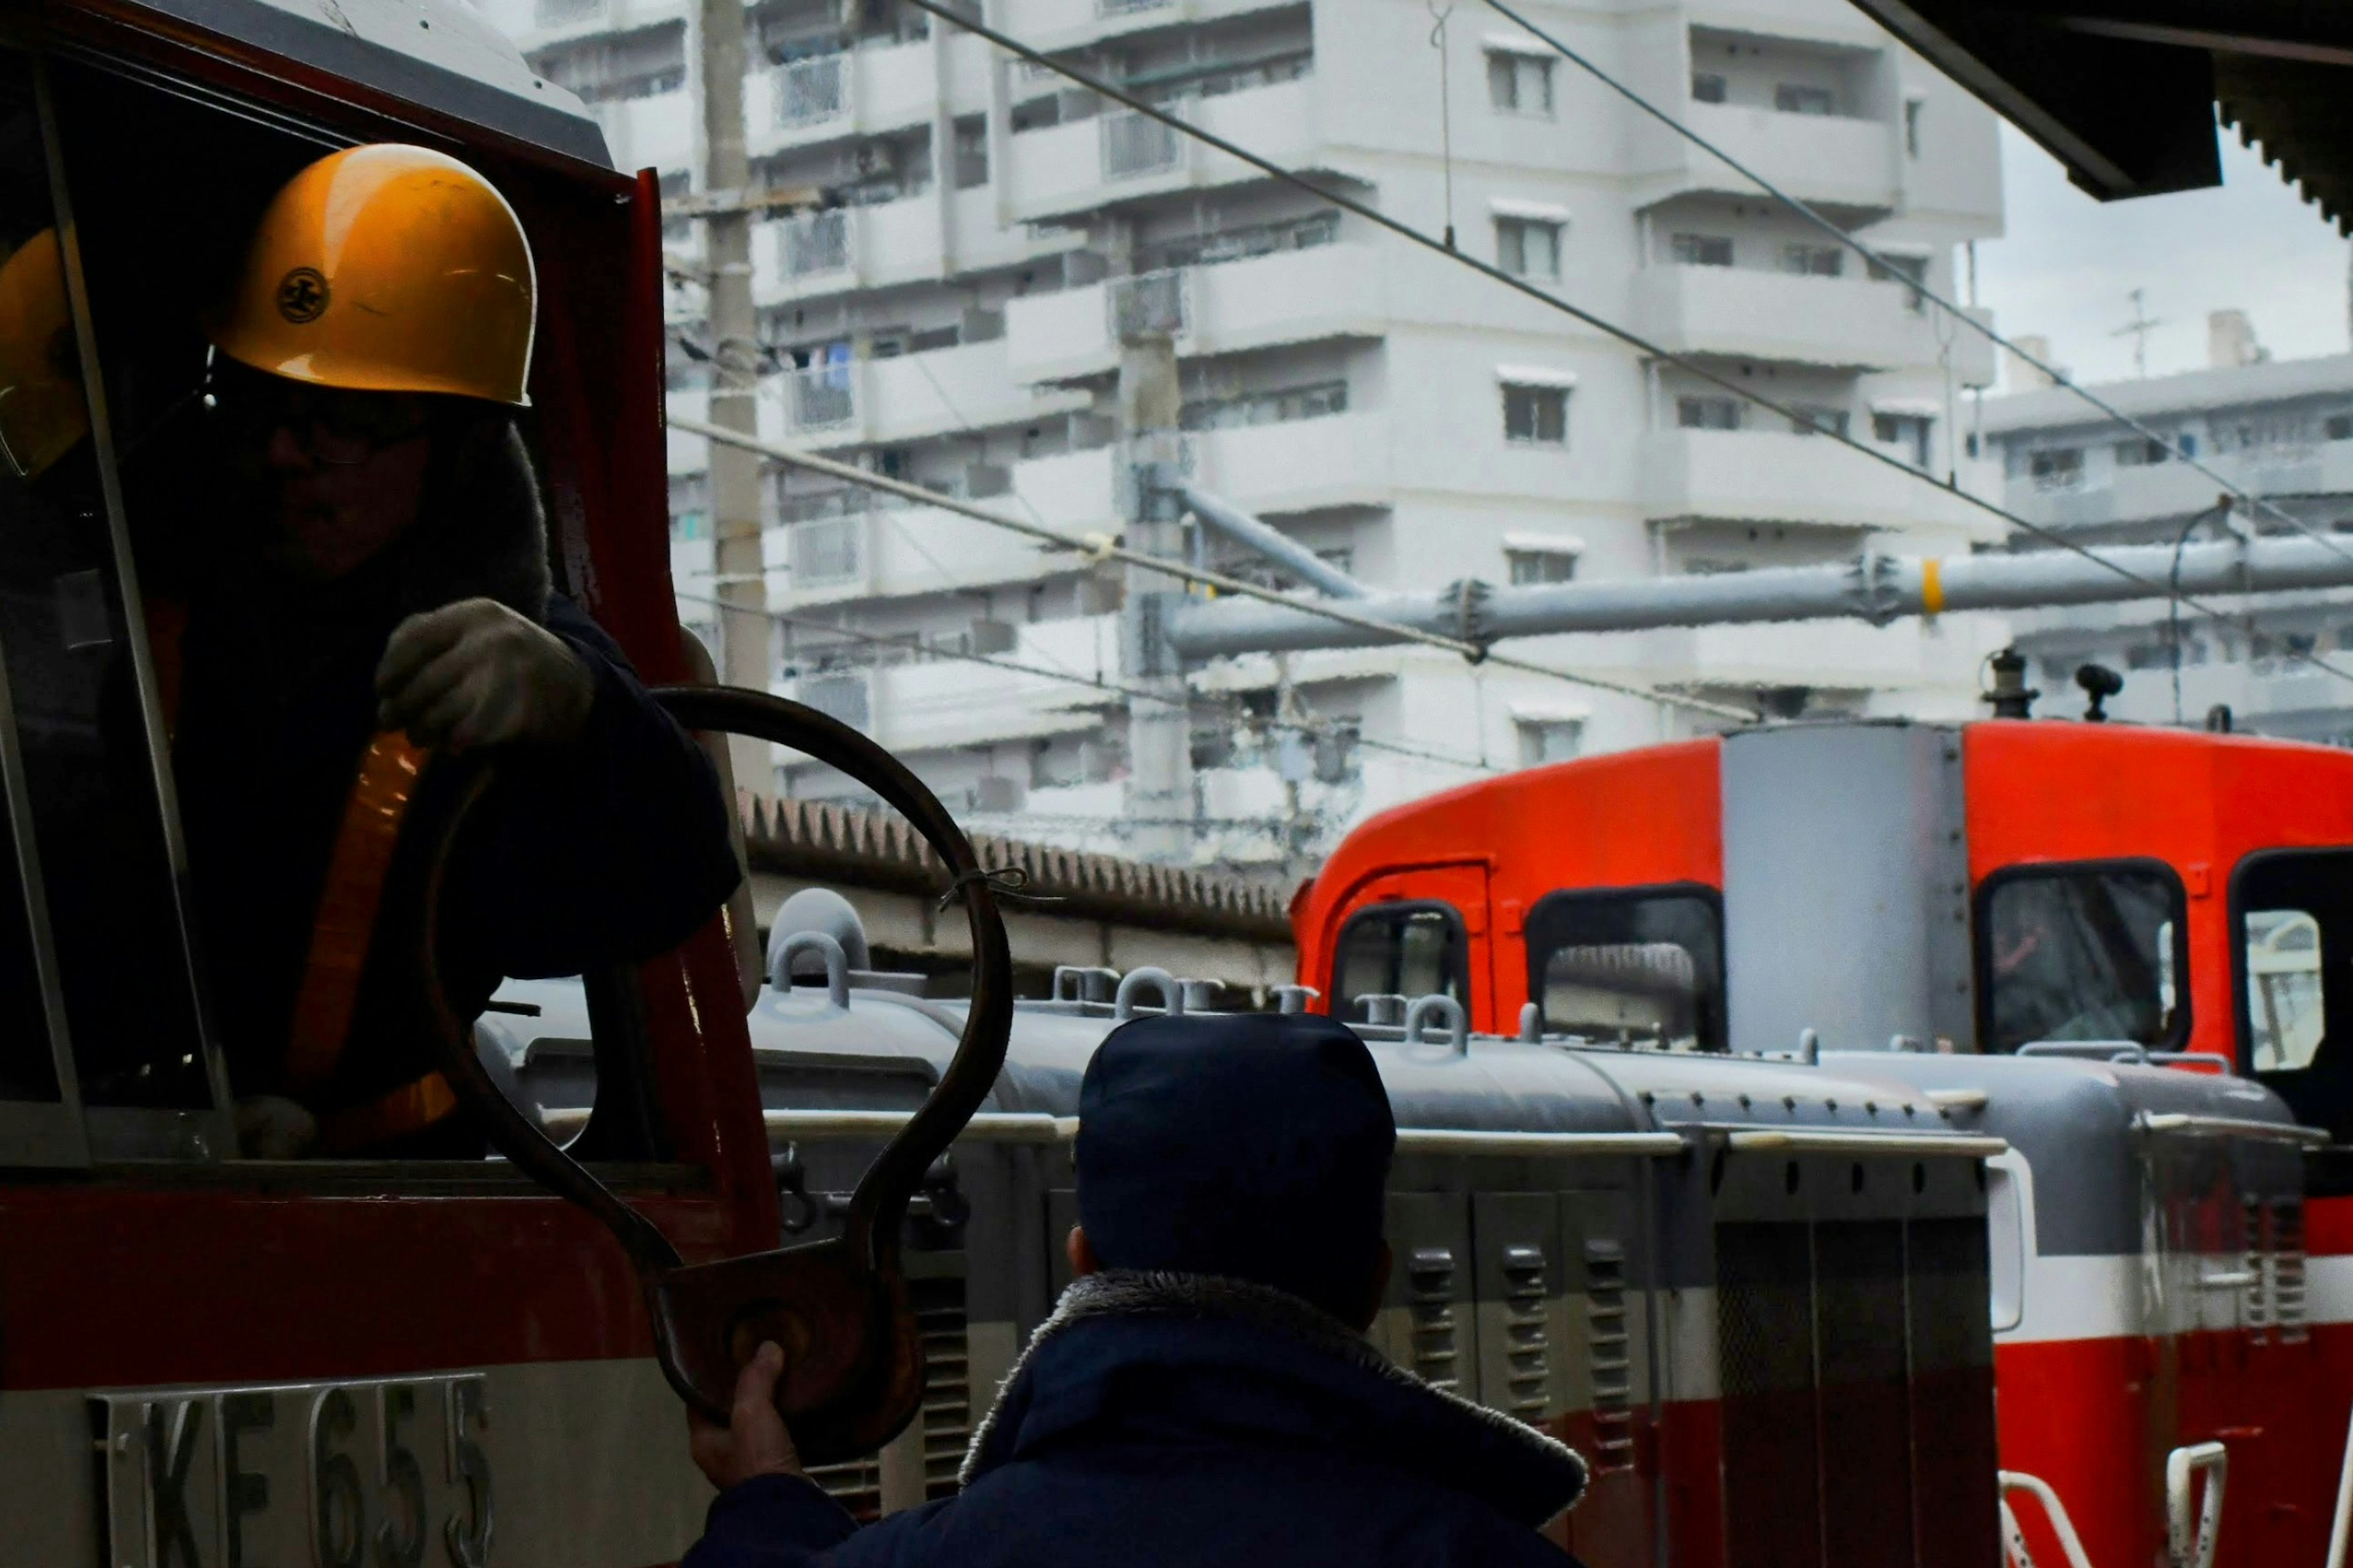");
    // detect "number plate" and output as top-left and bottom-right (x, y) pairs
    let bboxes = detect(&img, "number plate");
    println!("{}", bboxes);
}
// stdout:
(91, 1374), (493, 1568)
